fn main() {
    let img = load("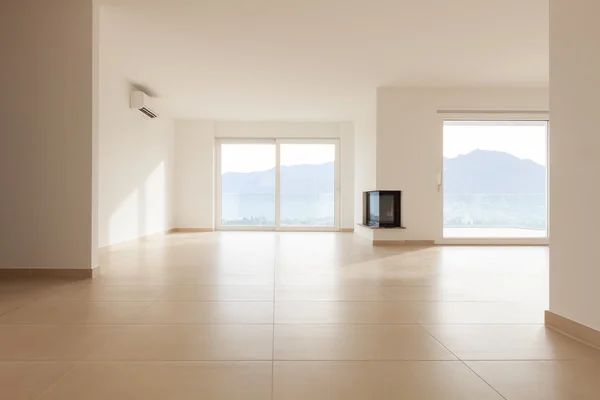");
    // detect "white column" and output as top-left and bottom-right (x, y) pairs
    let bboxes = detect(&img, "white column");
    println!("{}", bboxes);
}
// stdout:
(549, 0), (600, 330)
(0, 0), (98, 272)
